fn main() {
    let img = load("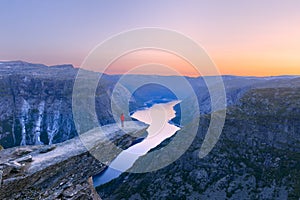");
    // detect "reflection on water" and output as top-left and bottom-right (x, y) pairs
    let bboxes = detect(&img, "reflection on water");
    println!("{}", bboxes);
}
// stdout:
(93, 101), (180, 187)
